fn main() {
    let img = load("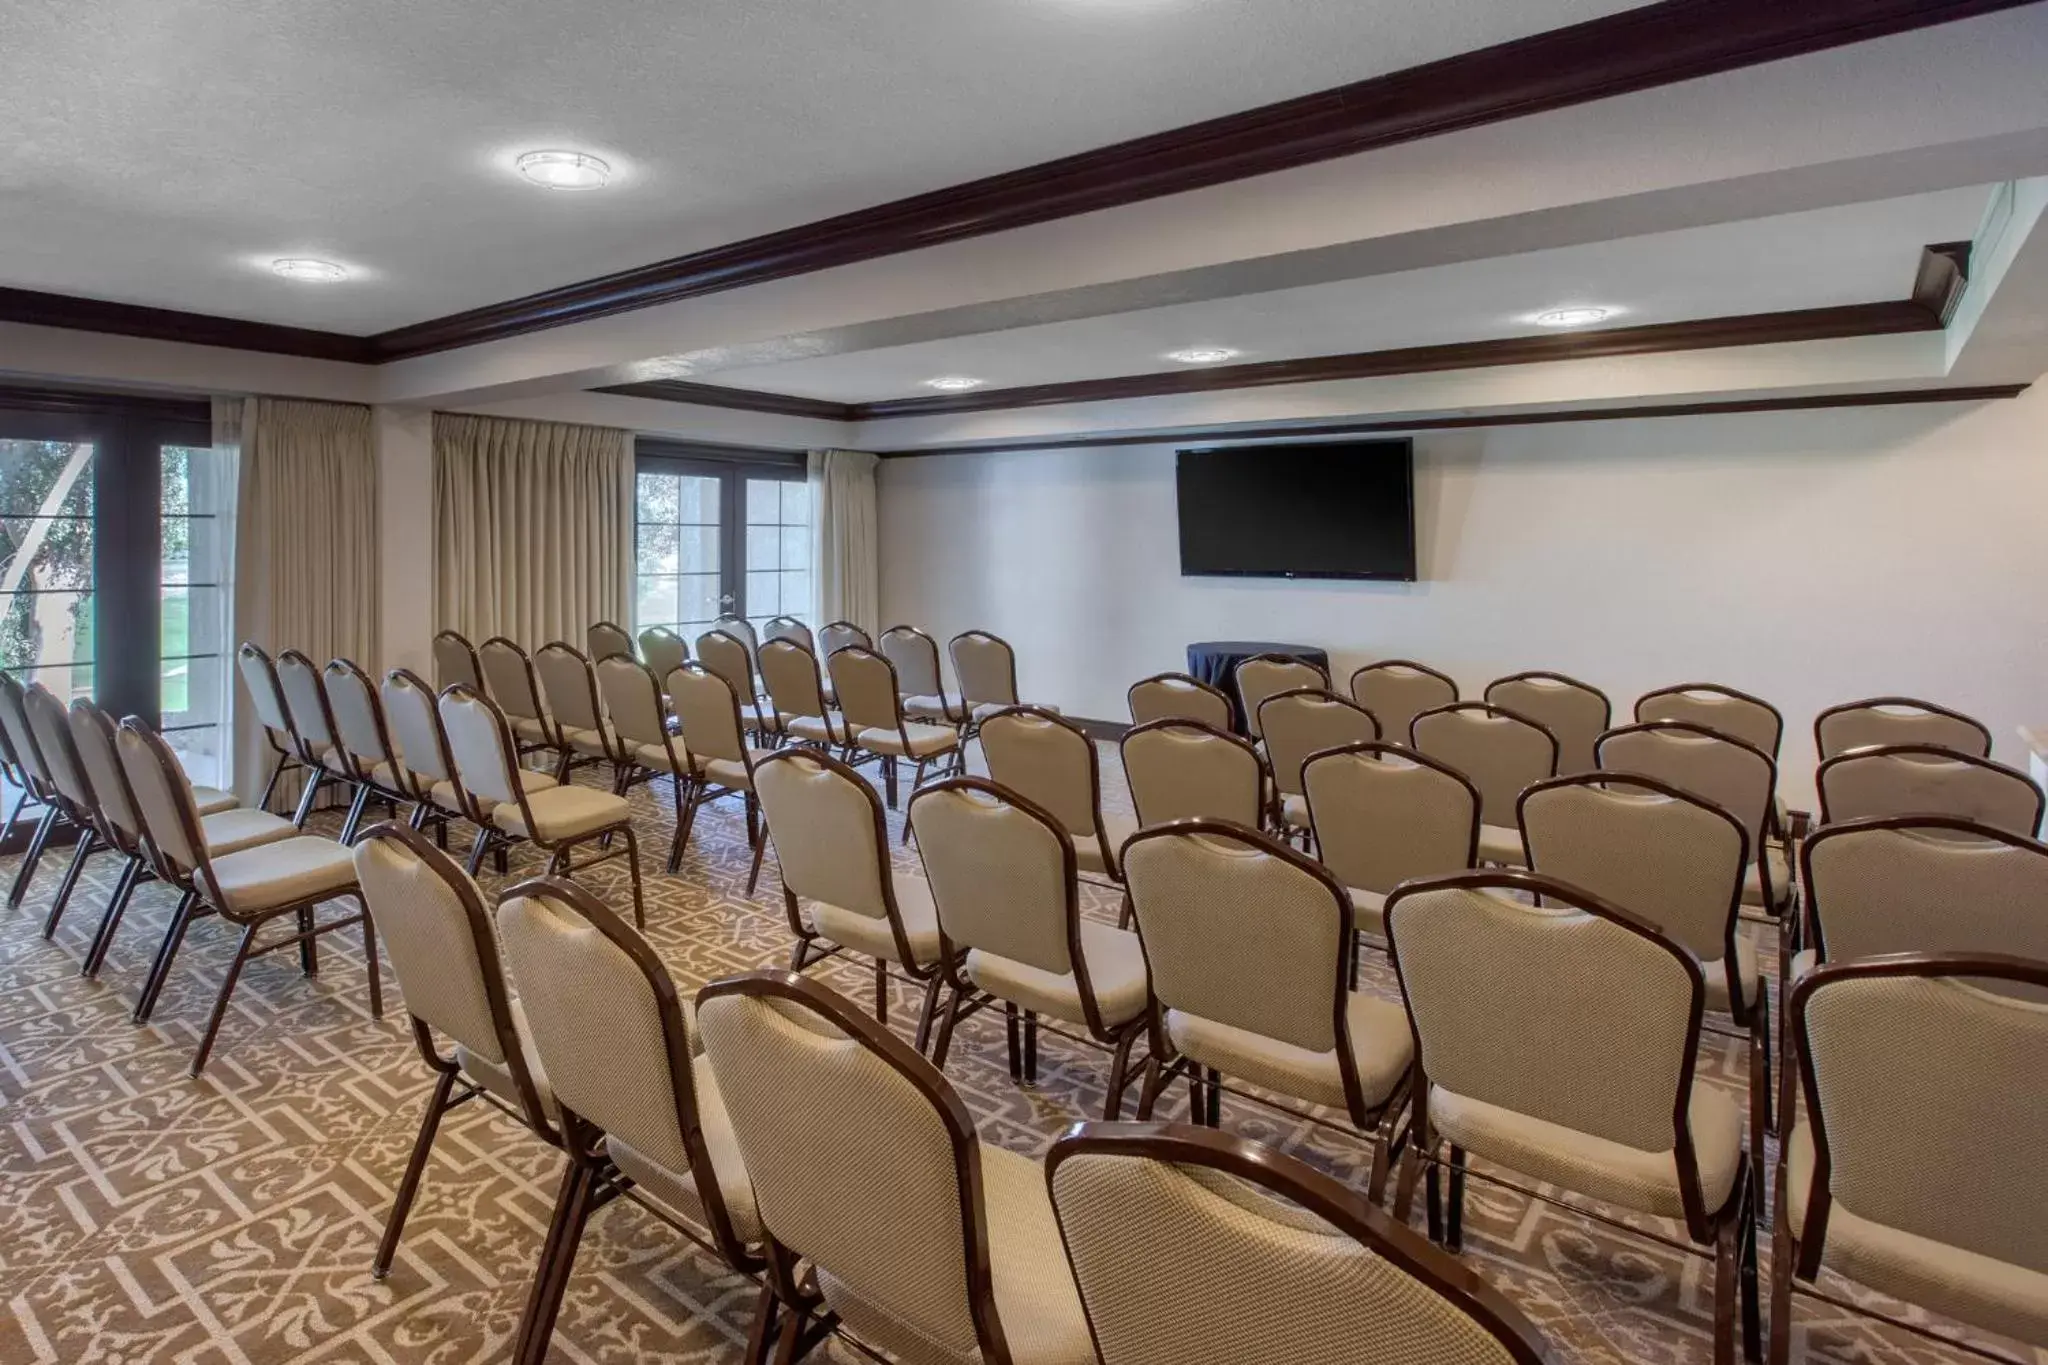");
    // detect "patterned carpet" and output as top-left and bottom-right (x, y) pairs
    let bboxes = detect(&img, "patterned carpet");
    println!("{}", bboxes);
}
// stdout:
(0, 749), (2033, 1365)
